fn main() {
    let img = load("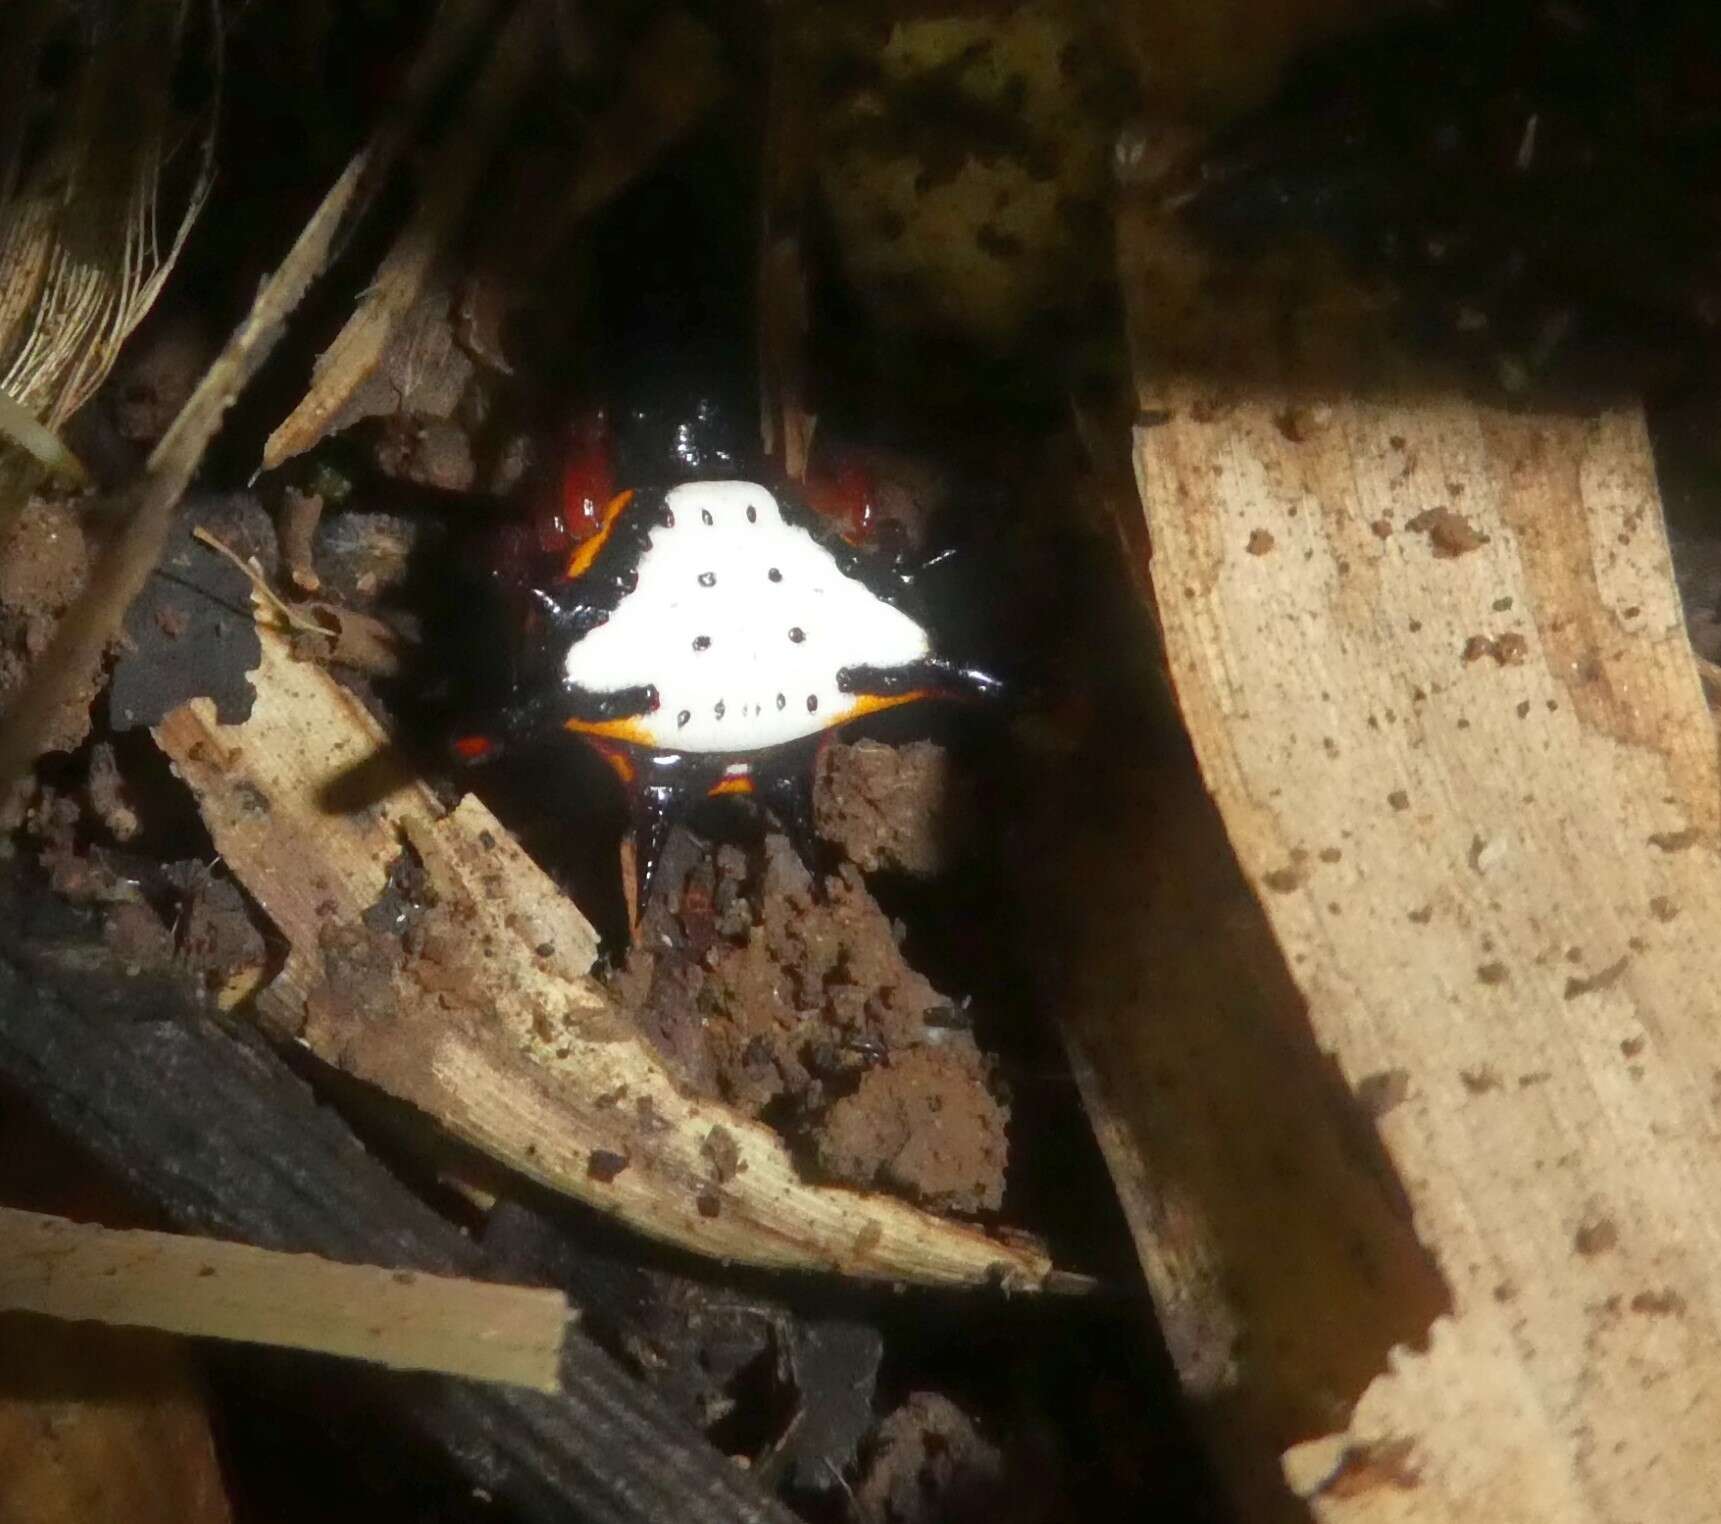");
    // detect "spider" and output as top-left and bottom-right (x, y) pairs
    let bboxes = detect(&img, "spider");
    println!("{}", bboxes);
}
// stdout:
(455, 395), (999, 911)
